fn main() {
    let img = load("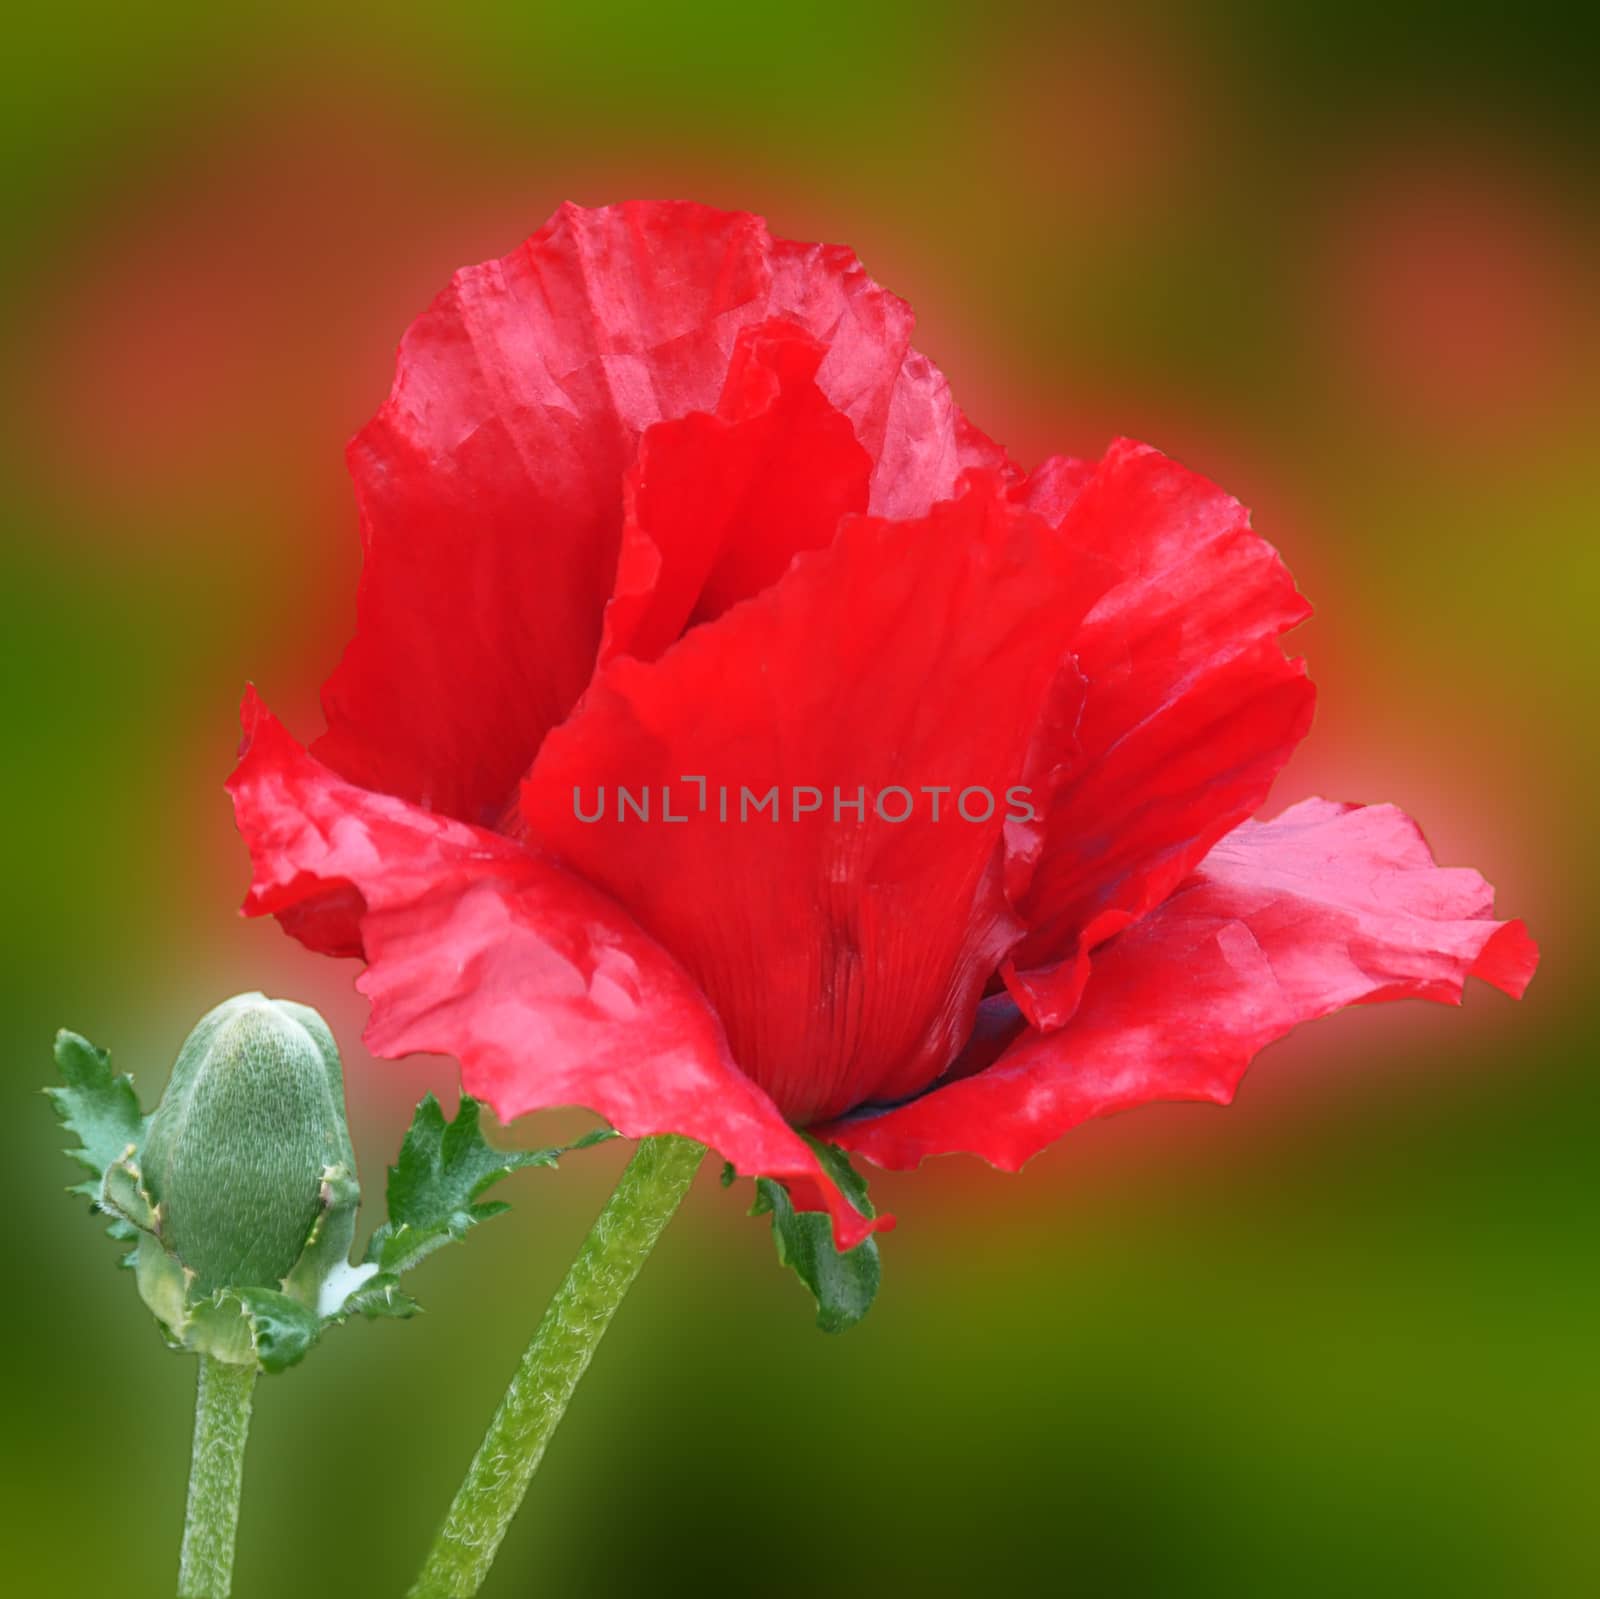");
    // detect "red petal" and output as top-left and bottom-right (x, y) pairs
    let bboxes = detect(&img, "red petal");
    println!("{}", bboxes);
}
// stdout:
(1010, 439), (1315, 1025)
(227, 687), (882, 1249)
(764, 236), (1011, 516)
(821, 798), (1538, 1170)
(314, 201), (1005, 825)
(600, 319), (872, 666)
(1012, 451), (1095, 523)
(521, 475), (1107, 1127)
